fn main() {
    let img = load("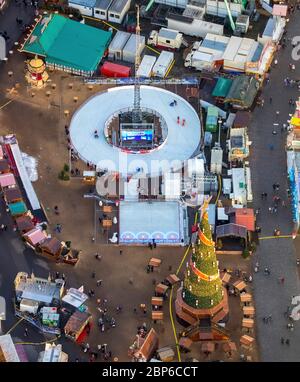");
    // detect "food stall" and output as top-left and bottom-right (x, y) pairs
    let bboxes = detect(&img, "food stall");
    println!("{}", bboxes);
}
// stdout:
(15, 215), (35, 234)
(0, 173), (16, 189)
(64, 311), (91, 342)
(23, 227), (47, 249)
(0, 159), (10, 174)
(40, 237), (63, 260)
(8, 201), (27, 217)
(3, 187), (22, 204)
